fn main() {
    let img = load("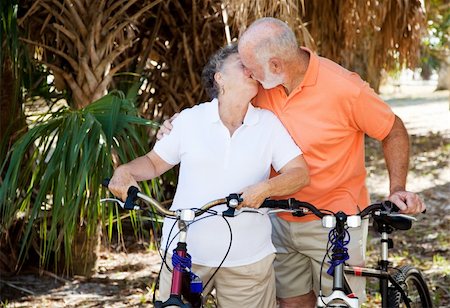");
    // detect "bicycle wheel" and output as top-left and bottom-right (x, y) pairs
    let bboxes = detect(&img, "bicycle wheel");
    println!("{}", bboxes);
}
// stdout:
(387, 265), (433, 308)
